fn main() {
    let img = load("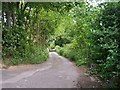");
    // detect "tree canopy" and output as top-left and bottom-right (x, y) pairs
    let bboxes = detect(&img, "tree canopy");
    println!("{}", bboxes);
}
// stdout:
(2, 1), (120, 88)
